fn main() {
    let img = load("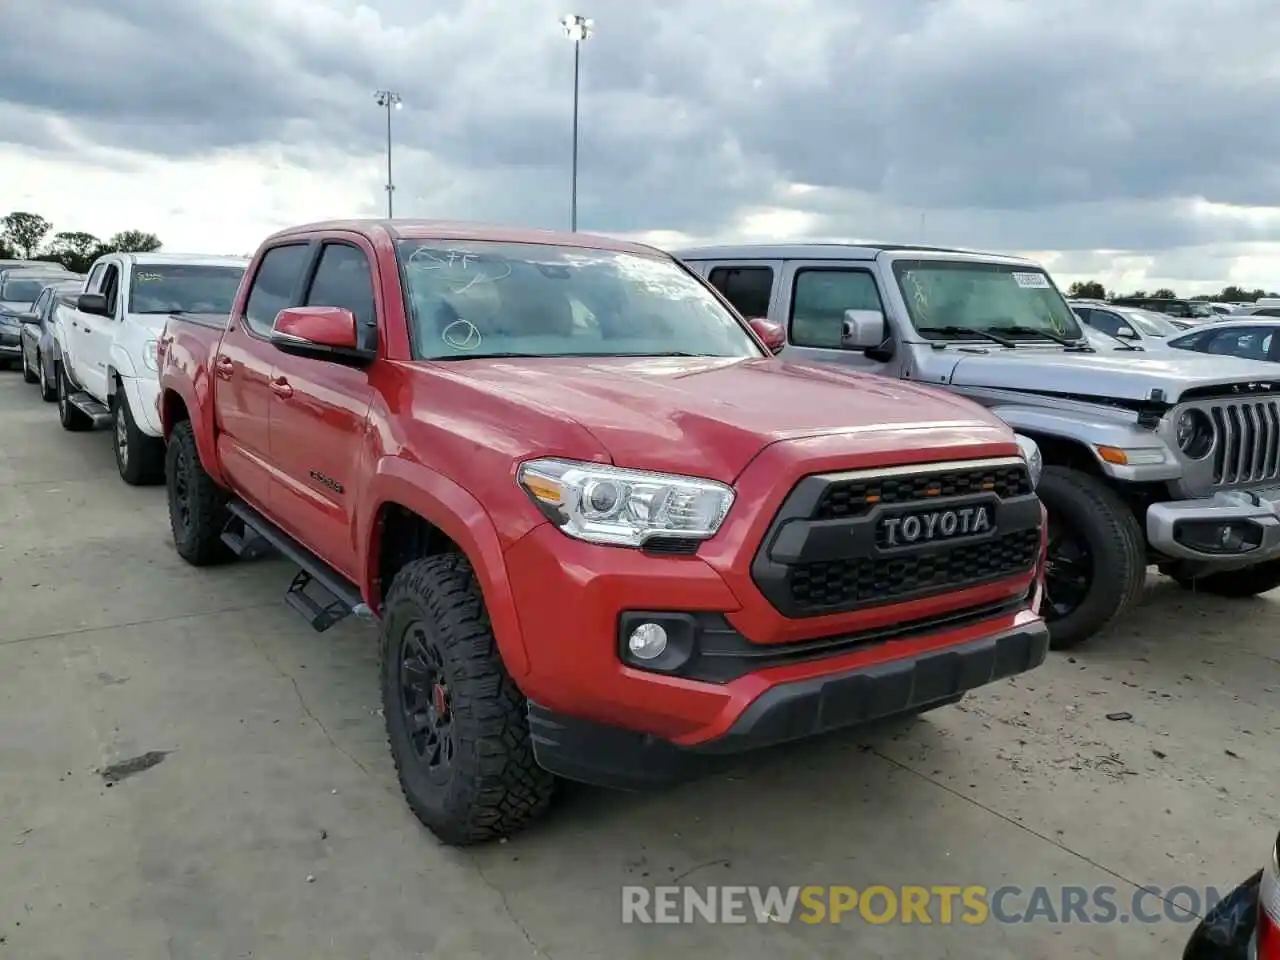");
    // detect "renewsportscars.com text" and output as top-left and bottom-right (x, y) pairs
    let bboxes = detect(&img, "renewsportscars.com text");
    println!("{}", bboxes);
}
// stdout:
(621, 884), (1226, 925)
